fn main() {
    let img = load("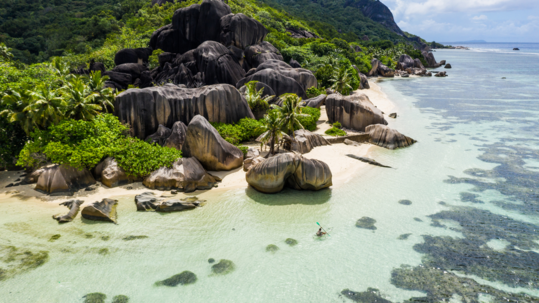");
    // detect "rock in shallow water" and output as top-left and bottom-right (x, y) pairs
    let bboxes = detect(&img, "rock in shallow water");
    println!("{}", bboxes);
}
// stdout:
(112, 295), (129, 303)
(365, 124), (416, 150)
(266, 244), (279, 252)
(83, 293), (106, 303)
(341, 288), (392, 303)
(52, 200), (84, 223)
(285, 238), (298, 246)
(81, 199), (118, 223)
(211, 259), (235, 275)
(356, 217), (377, 230)
(155, 271), (197, 286)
